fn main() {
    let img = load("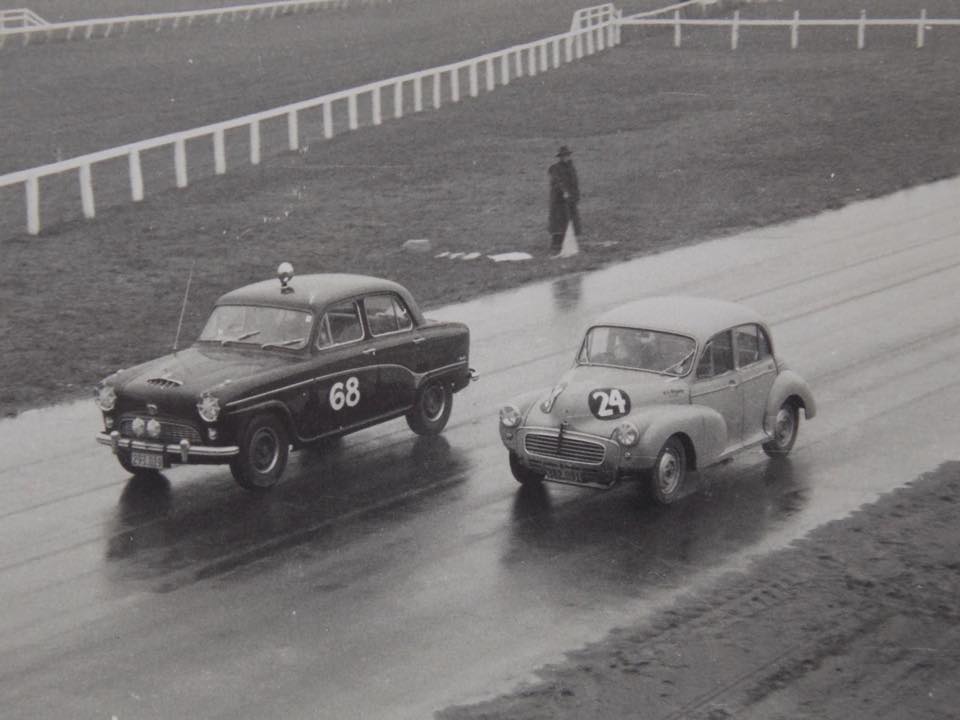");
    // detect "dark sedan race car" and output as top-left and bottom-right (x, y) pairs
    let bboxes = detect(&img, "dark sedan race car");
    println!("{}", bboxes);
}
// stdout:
(95, 265), (475, 490)
(499, 296), (816, 504)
